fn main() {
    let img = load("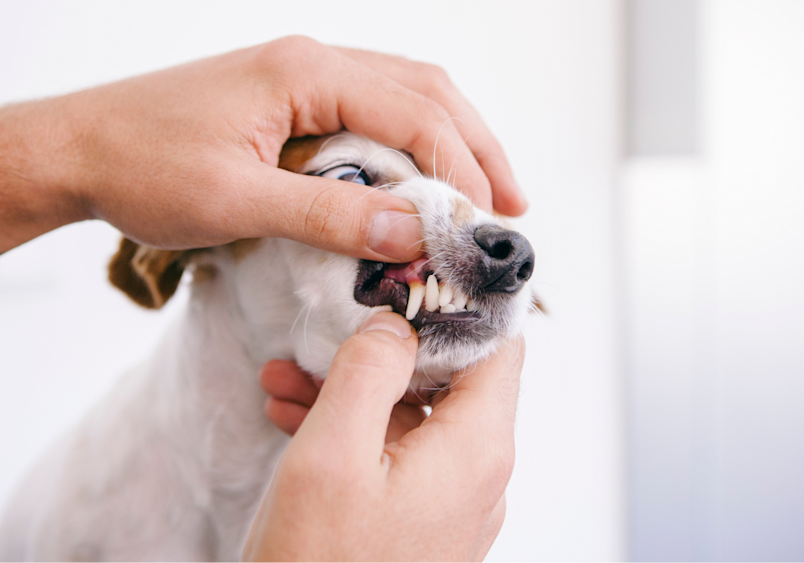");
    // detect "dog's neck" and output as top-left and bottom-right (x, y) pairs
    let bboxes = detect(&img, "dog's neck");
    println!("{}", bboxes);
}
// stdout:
(145, 249), (297, 559)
